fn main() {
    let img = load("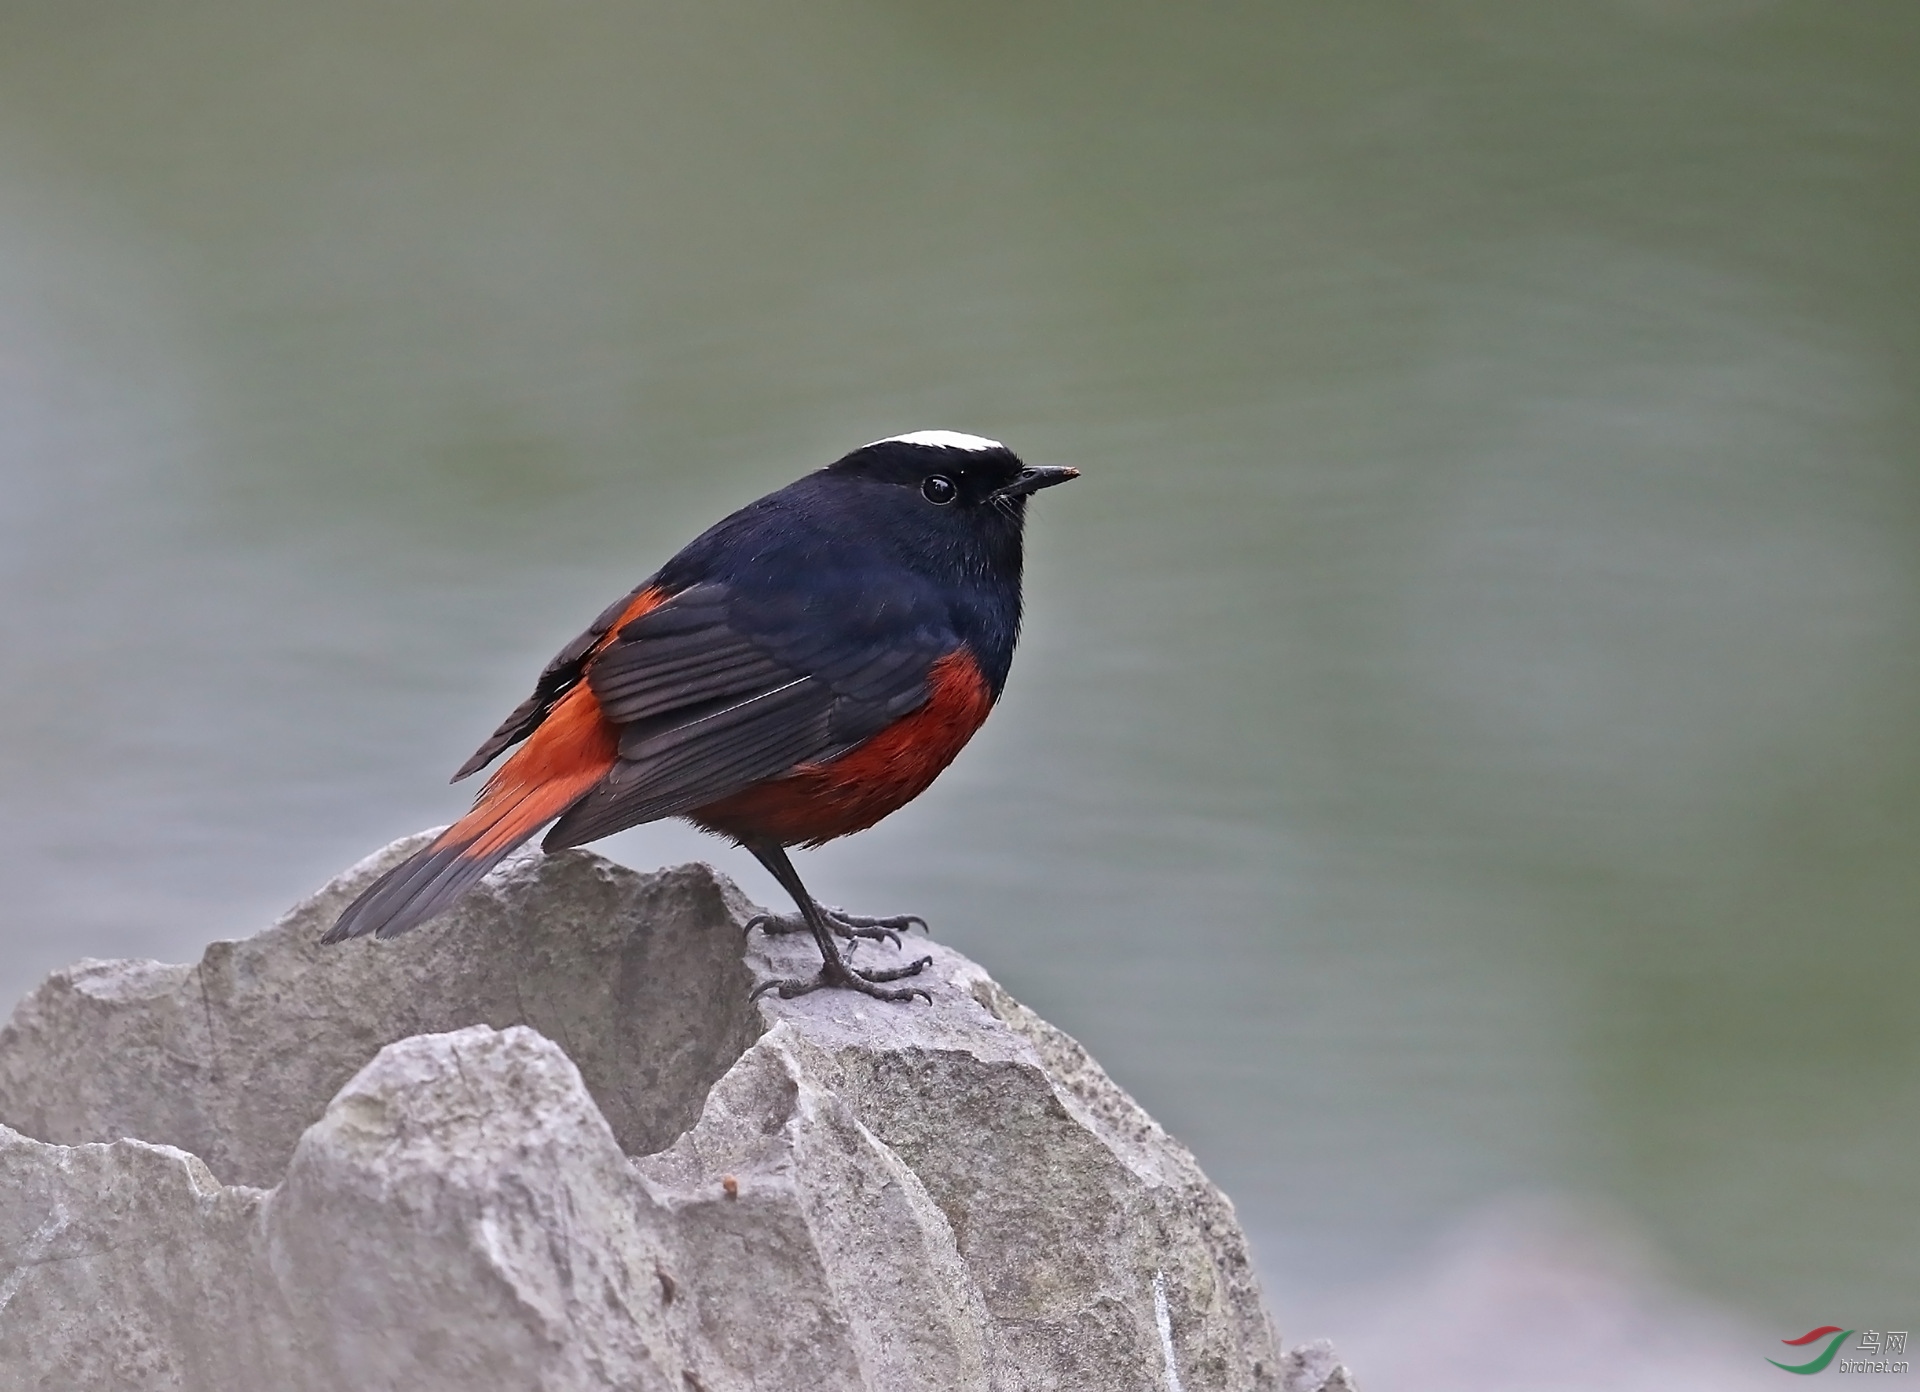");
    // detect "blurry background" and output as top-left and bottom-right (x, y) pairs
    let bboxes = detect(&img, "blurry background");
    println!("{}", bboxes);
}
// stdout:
(1, 2), (1914, 1386)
